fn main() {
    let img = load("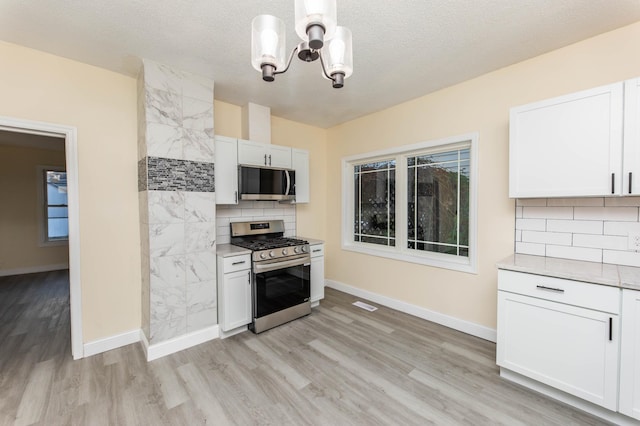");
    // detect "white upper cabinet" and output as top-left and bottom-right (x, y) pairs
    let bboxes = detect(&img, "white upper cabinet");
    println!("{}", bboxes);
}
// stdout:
(238, 139), (292, 169)
(509, 82), (624, 198)
(292, 148), (310, 203)
(624, 78), (640, 195)
(214, 135), (239, 205)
